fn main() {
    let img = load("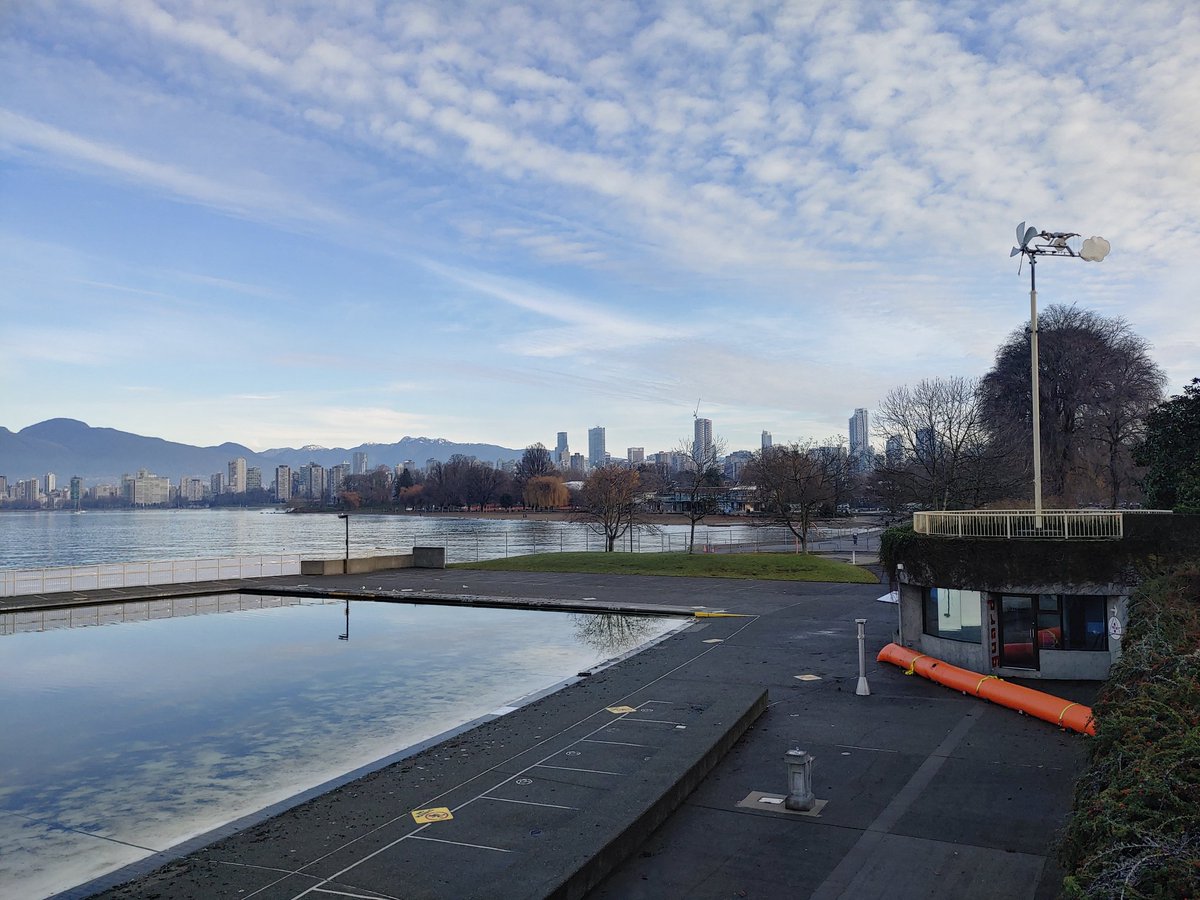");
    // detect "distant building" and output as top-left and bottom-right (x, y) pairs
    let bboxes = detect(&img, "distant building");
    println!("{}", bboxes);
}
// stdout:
(246, 467), (262, 491)
(588, 426), (606, 469)
(693, 417), (713, 462)
(210, 472), (224, 496)
(180, 476), (206, 502)
(886, 434), (905, 466)
(555, 432), (569, 466)
(916, 427), (936, 463)
(761, 431), (772, 450)
(125, 469), (171, 506)
(275, 465), (292, 501)
(44, 472), (56, 494)
(724, 449), (755, 481)
(569, 452), (585, 472)
(69, 476), (83, 504)
(228, 457), (247, 494)
(352, 451), (368, 475)
(0, 476), (7, 497)
(301, 463), (326, 500)
(329, 463), (350, 499)
(627, 447), (645, 464)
